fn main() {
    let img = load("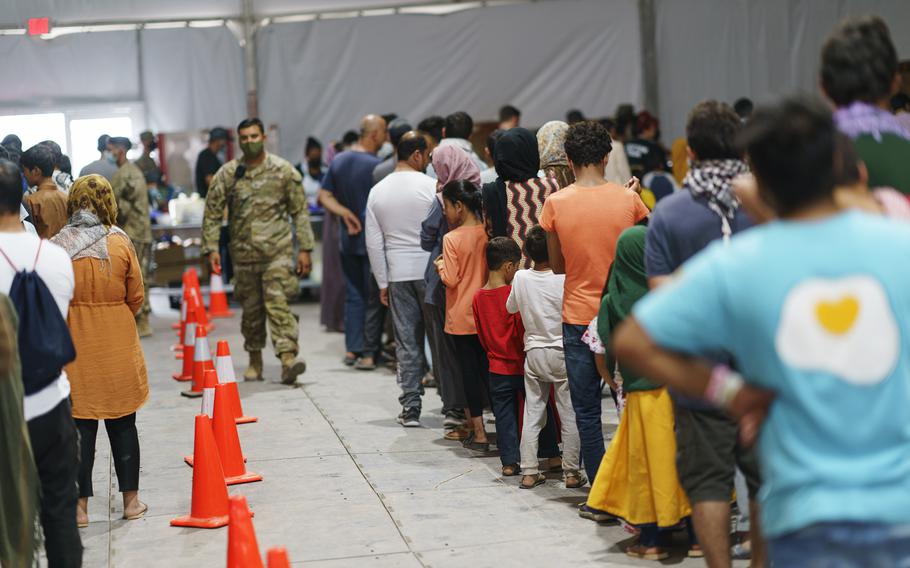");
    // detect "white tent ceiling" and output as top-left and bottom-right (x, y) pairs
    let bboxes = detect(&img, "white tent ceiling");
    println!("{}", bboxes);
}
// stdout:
(0, 0), (483, 27)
